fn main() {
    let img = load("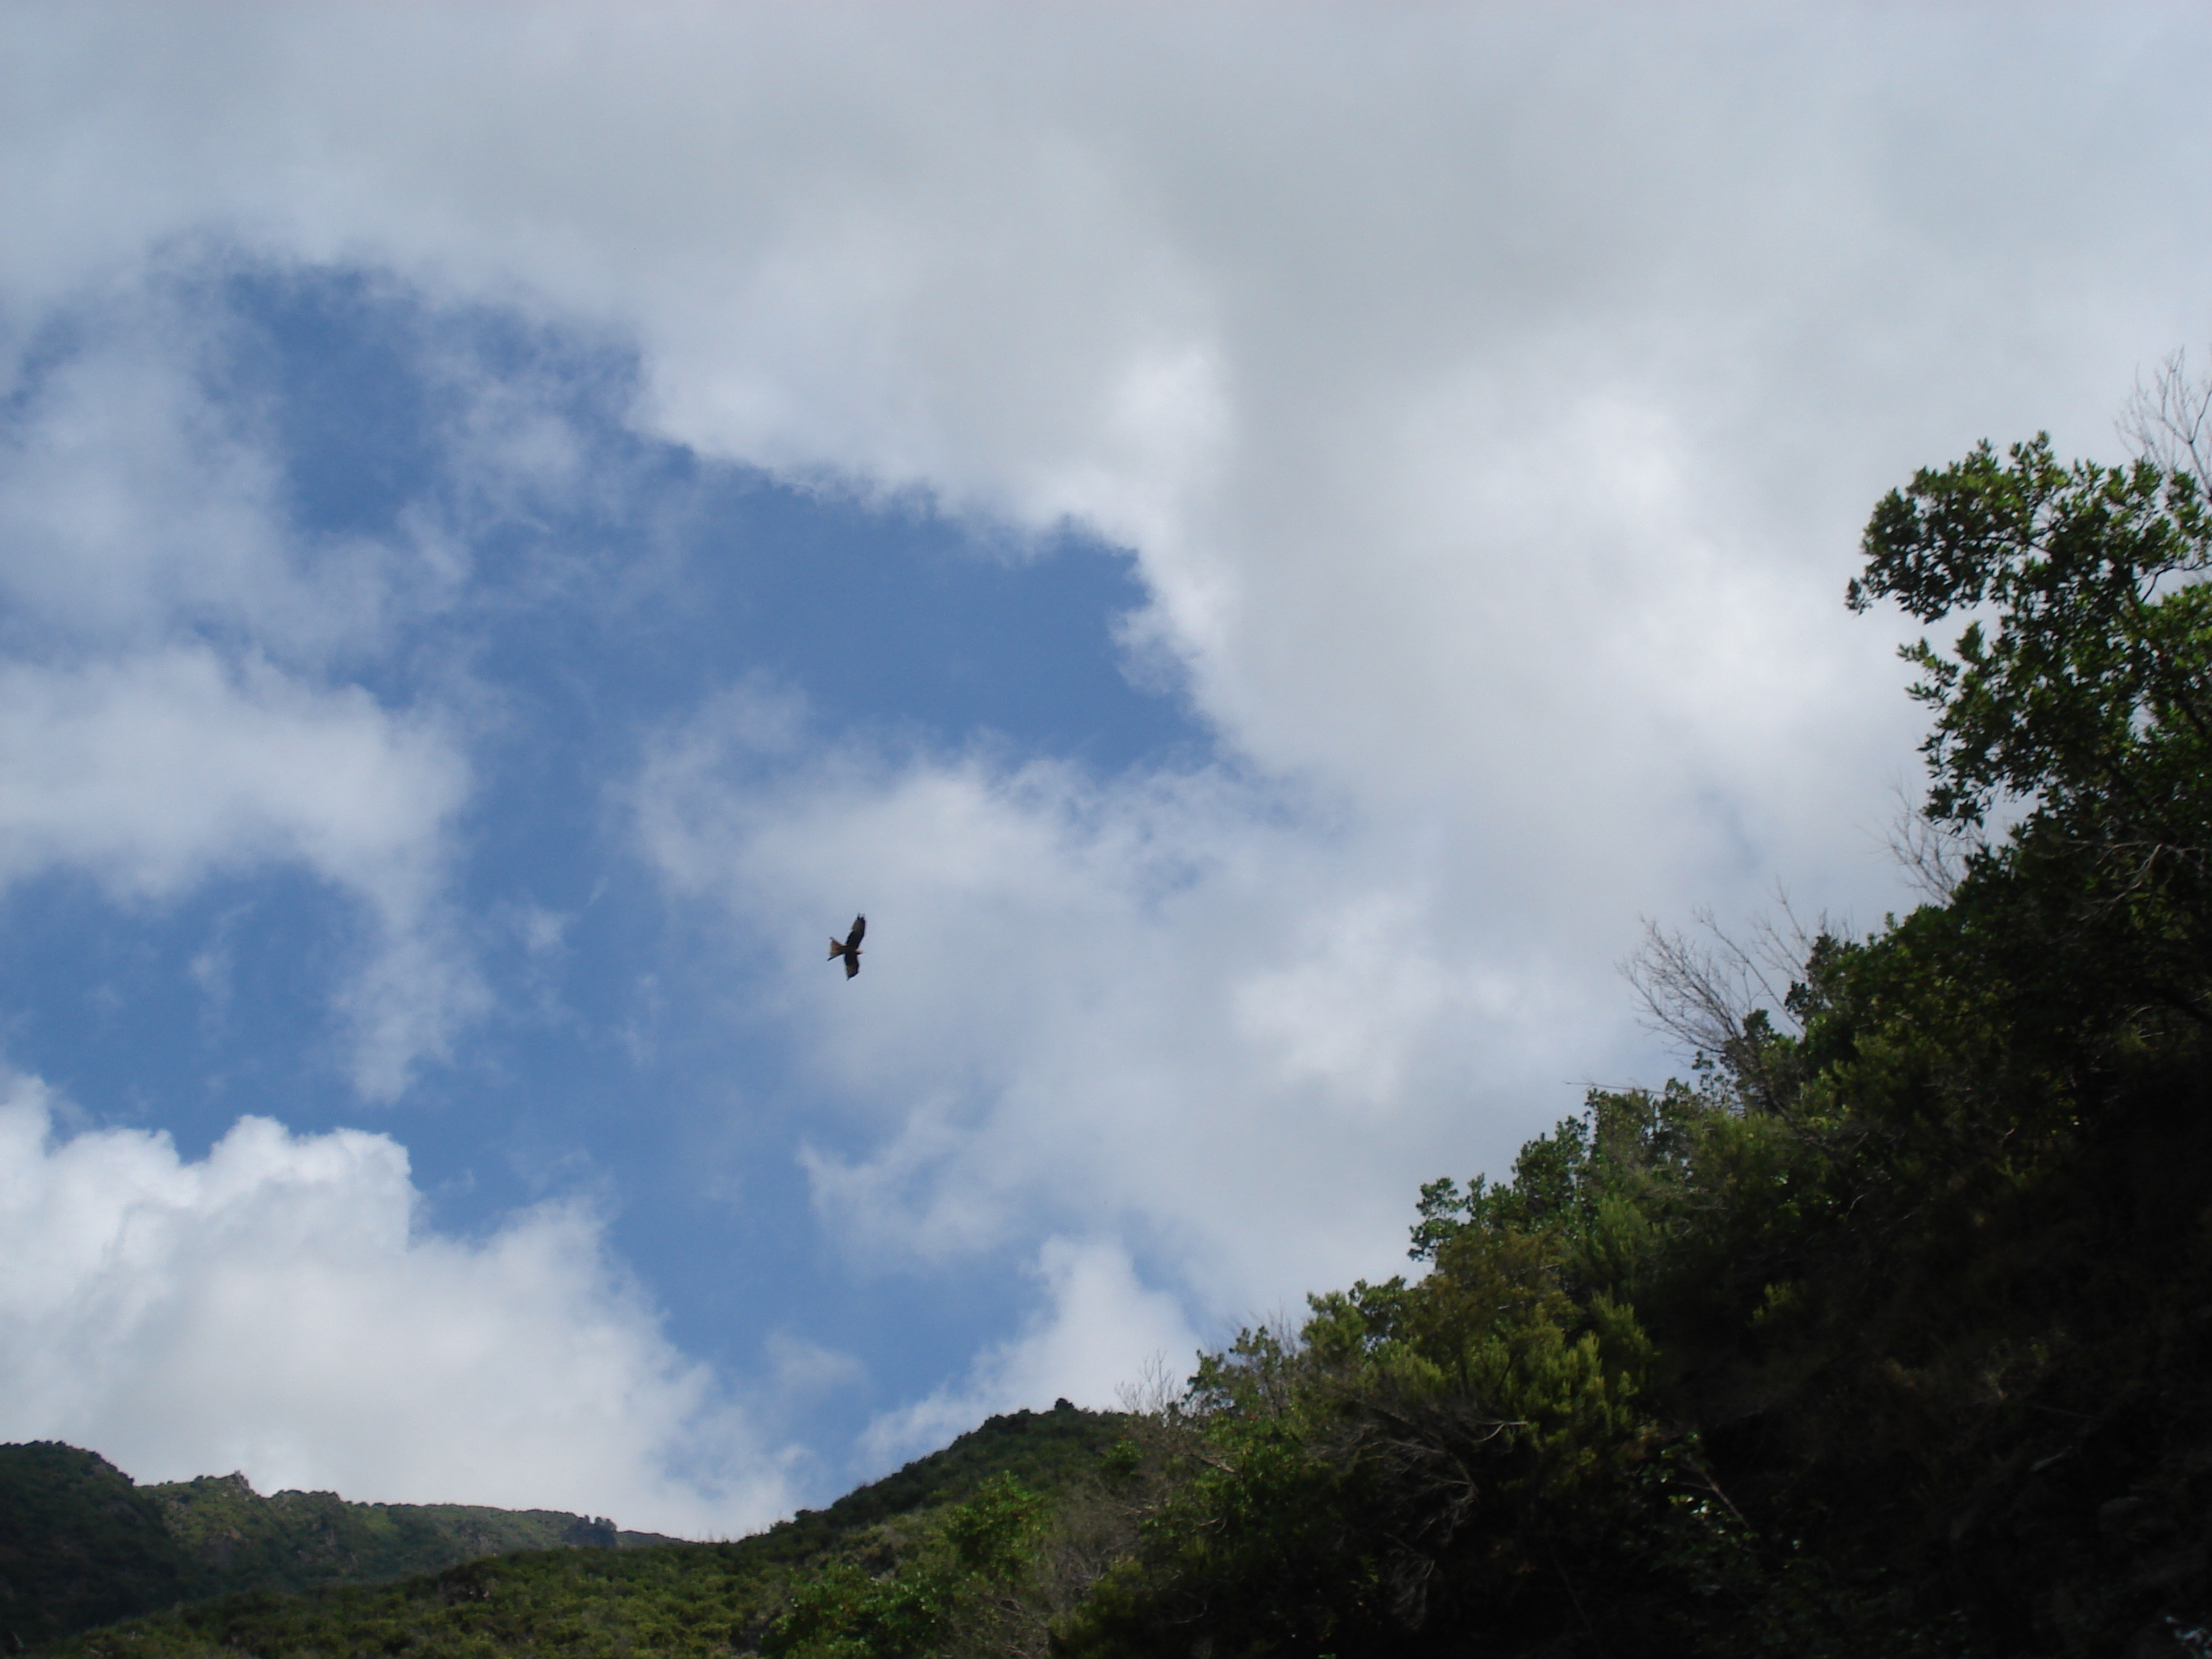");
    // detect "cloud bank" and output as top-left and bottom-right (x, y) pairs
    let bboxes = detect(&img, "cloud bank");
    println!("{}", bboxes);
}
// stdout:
(634, 690), (1591, 1318)
(860, 1235), (1202, 1469)
(0, 1071), (786, 1535)
(0, 271), (488, 1097)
